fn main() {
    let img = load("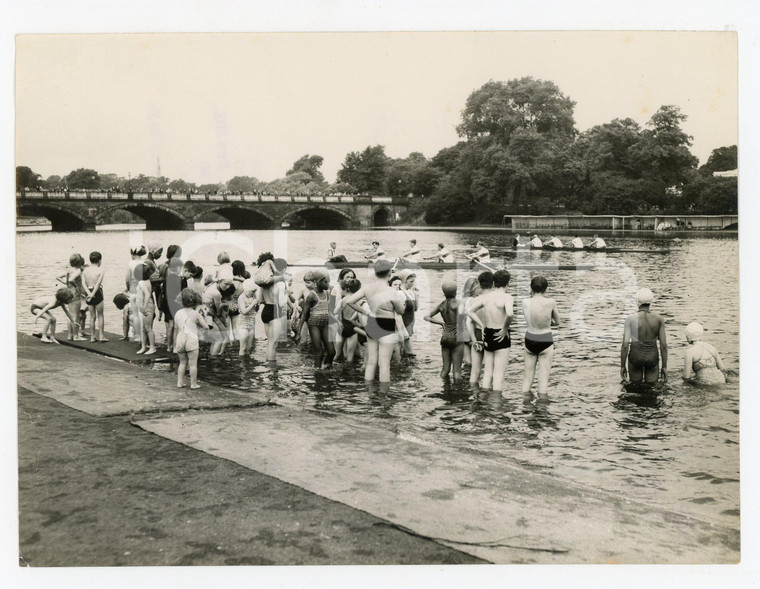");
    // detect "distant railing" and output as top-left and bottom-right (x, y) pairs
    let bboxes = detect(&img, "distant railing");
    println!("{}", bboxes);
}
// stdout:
(16, 190), (405, 205)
